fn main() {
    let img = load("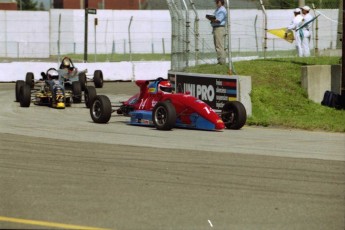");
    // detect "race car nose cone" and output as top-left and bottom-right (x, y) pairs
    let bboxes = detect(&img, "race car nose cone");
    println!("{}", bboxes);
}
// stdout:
(215, 119), (225, 130)
(56, 102), (65, 109)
